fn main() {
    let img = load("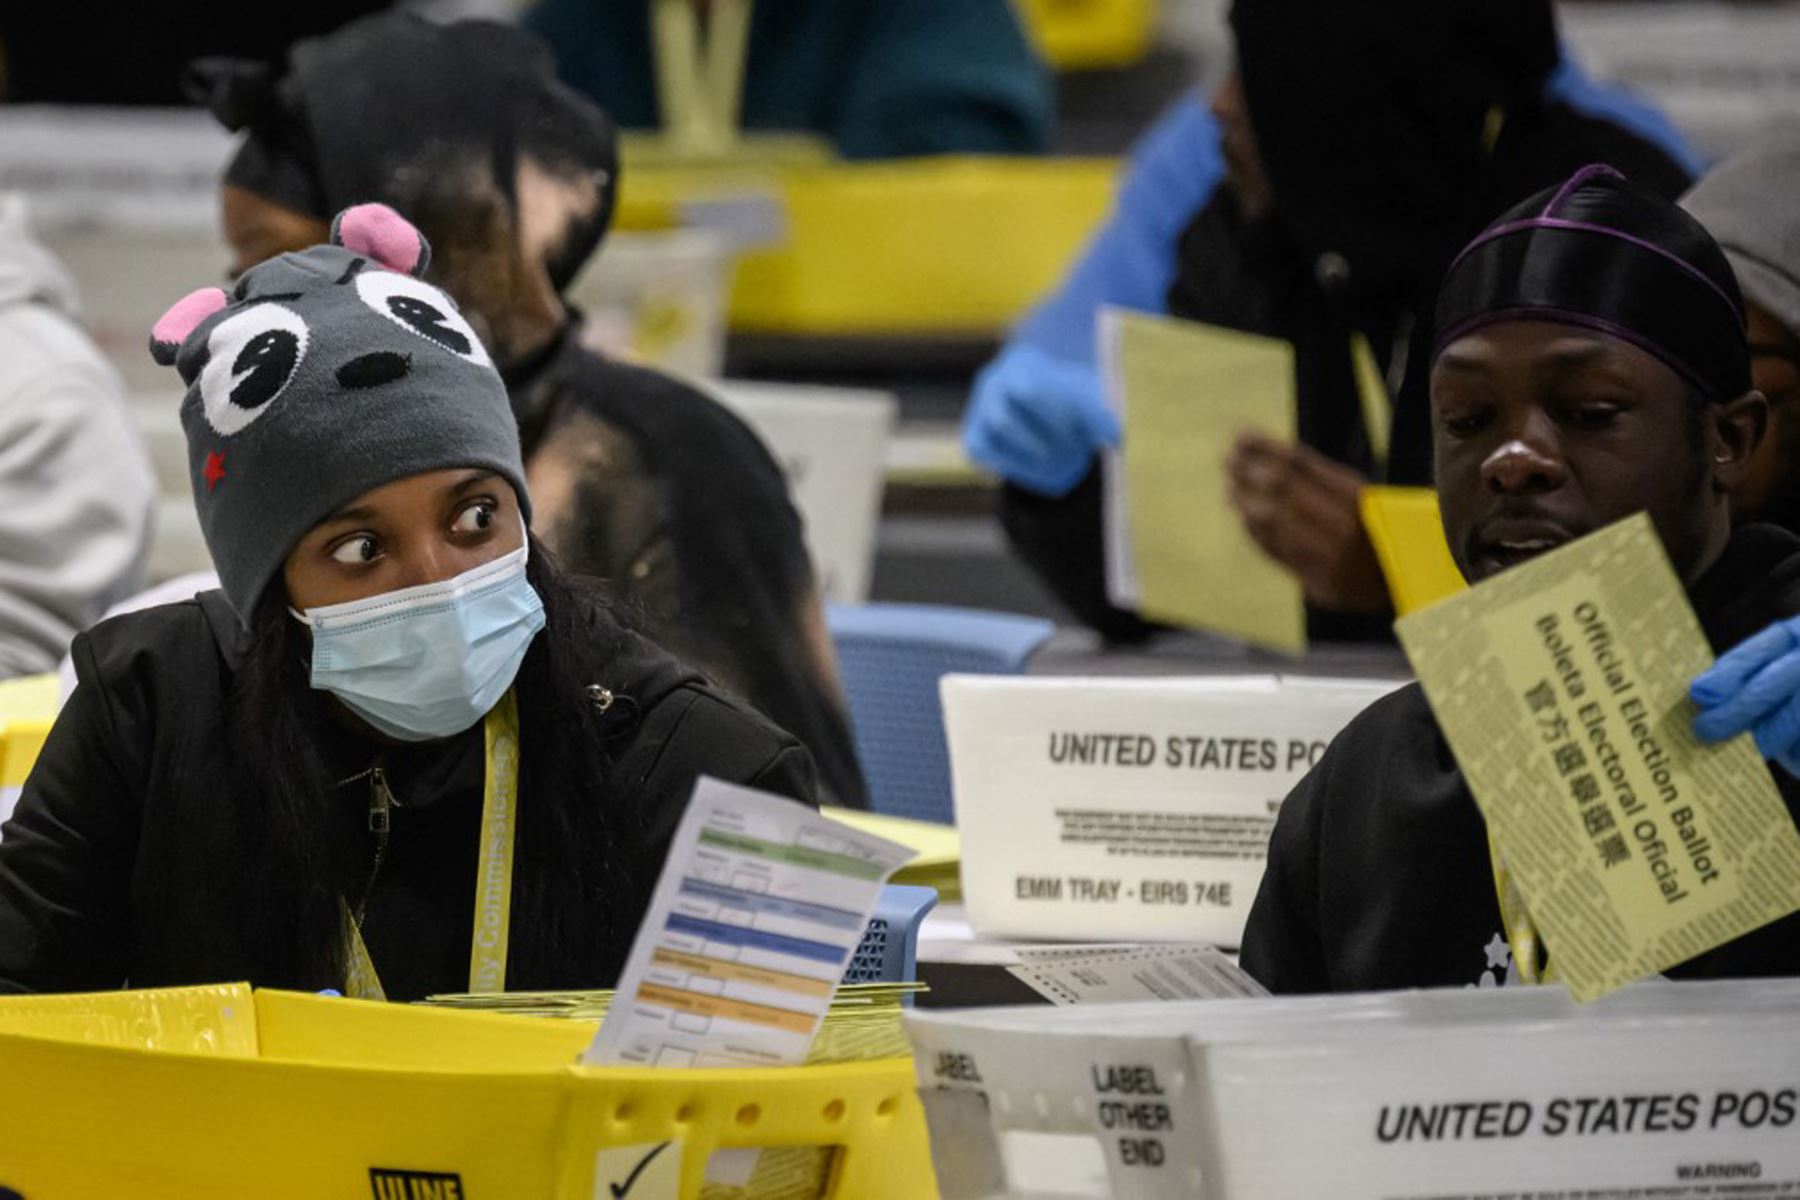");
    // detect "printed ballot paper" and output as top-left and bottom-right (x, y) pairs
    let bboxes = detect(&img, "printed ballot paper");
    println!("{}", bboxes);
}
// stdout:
(1397, 513), (1800, 1002)
(586, 779), (910, 1186)
(586, 778), (911, 1070)
(1100, 308), (1305, 655)
(1007, 944), (1267, 1005)
(944, 673), (1399, 946)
